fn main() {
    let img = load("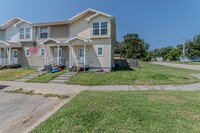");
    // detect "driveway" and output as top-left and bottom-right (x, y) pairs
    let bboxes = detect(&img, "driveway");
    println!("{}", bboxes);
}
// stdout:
(152, 62), (200, 70)
(0, 92), (63, 133)
(0, 81), (88, 133)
